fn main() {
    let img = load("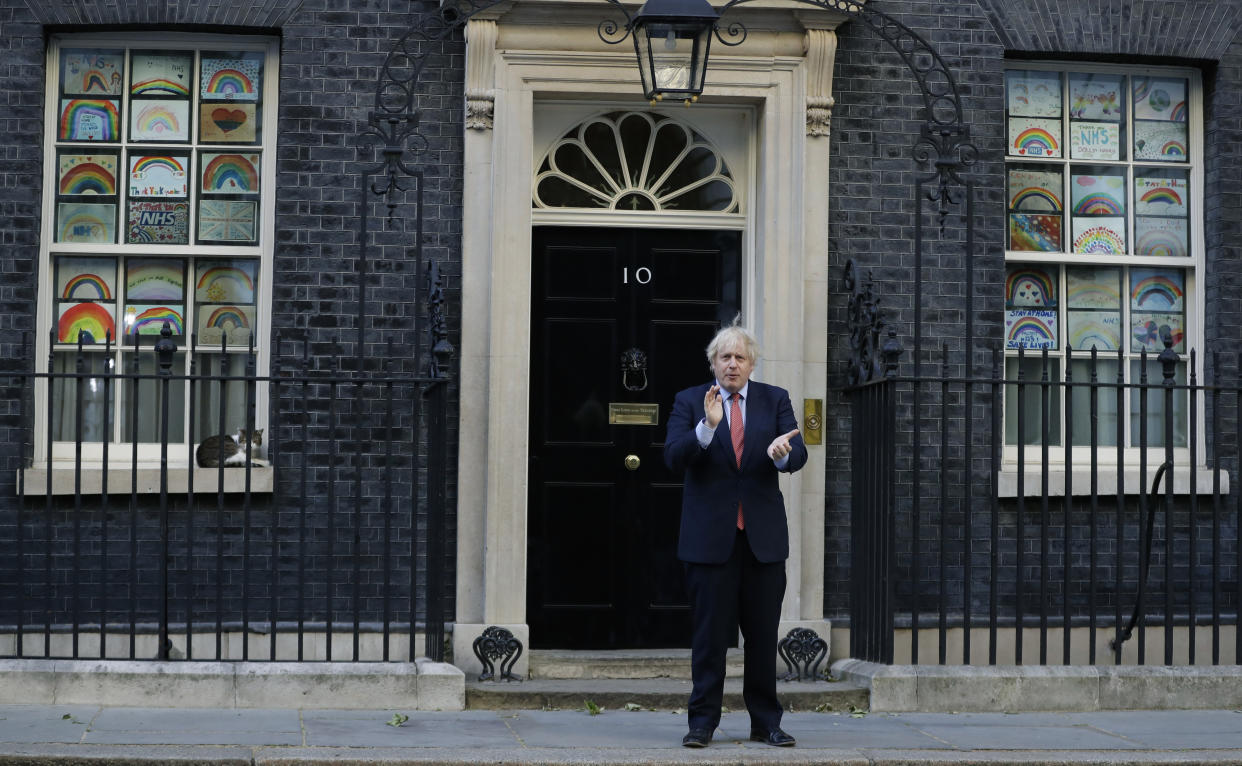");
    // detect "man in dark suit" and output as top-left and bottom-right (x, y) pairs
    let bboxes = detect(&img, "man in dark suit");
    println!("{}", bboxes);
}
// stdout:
(664, 324), (807, 748)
